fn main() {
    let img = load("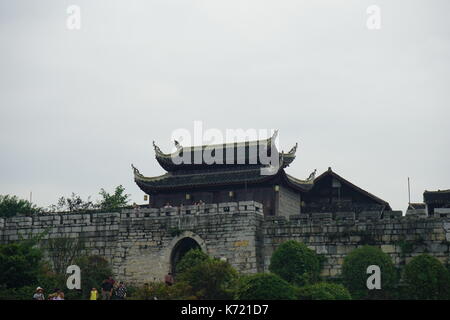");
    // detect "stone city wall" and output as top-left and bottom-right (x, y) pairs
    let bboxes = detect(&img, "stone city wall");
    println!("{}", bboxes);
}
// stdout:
(1, 202), (449, 284)
(263, 210), (450, 277)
